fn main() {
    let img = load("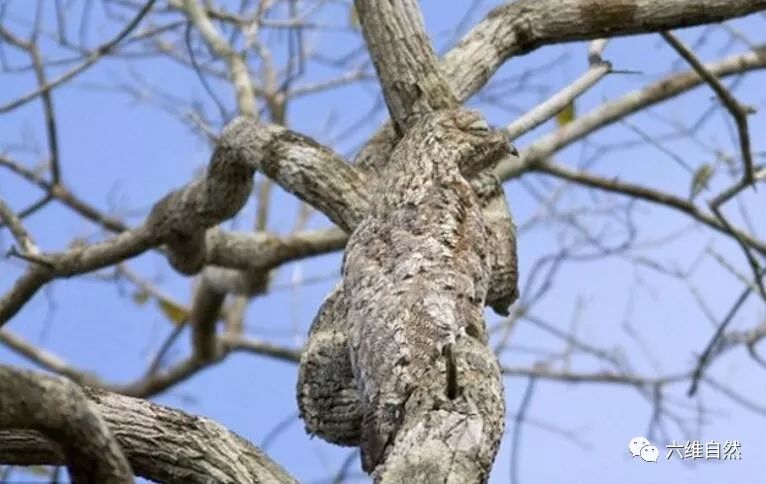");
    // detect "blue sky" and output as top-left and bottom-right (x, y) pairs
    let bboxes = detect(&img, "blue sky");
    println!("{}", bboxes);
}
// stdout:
(1, 1), (765, 483)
